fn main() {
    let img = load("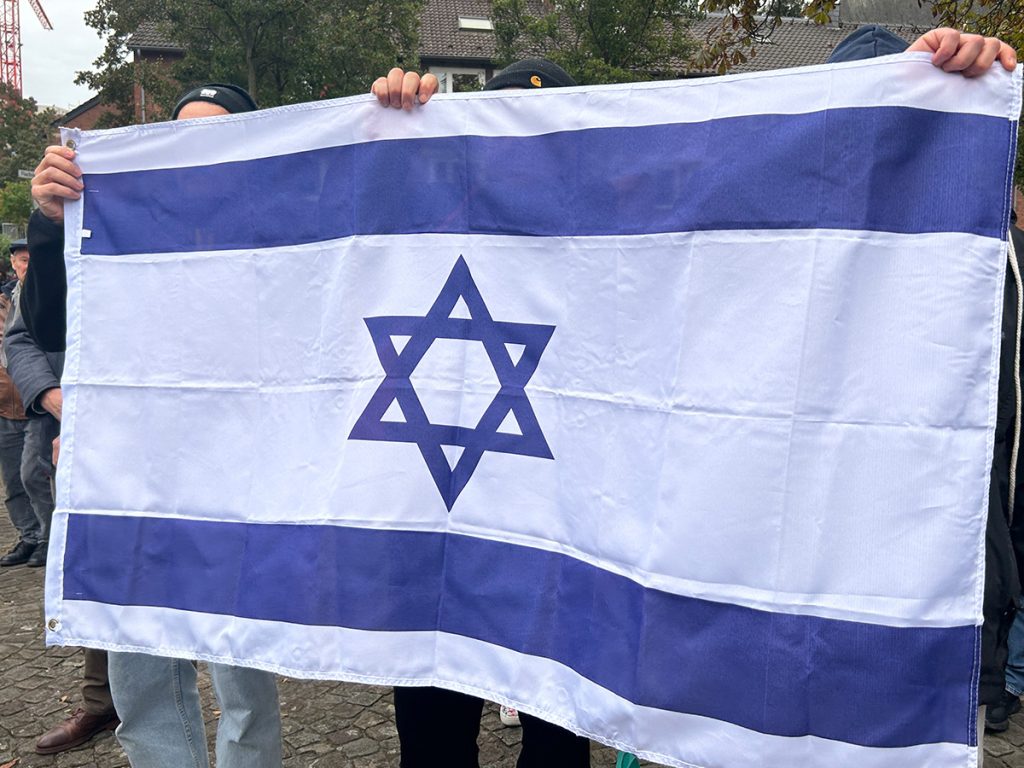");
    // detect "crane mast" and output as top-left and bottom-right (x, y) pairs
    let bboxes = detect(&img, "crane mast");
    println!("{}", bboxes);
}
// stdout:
(0, 0), (20, 95)
(0, 0), (52, 98)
